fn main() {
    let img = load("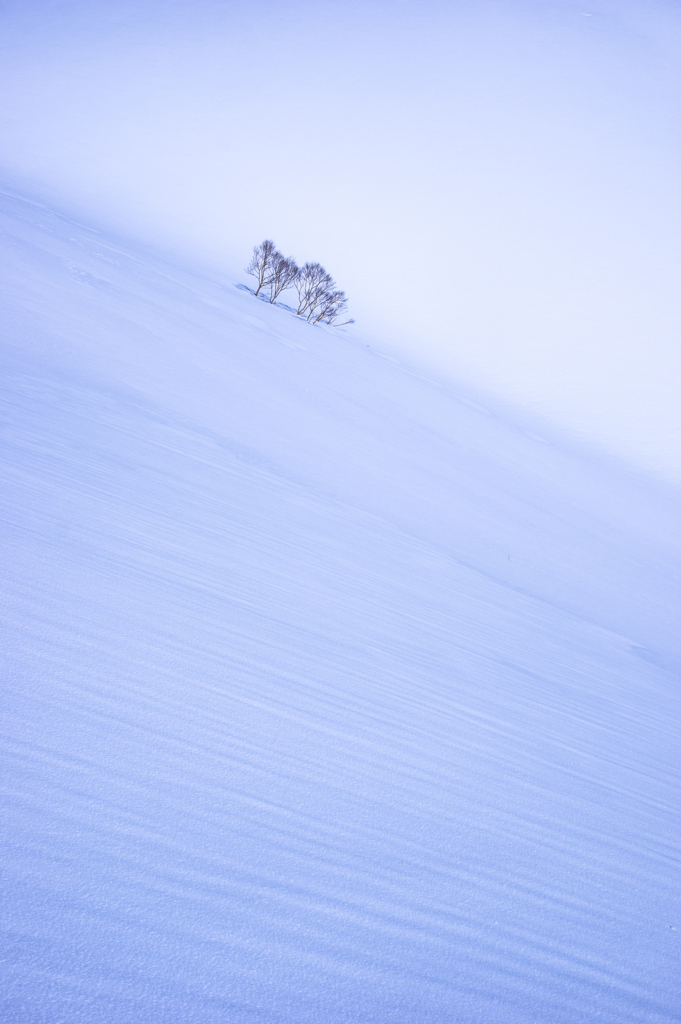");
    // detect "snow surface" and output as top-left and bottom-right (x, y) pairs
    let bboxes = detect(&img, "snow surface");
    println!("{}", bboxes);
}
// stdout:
(1, 184), (679, 1023)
